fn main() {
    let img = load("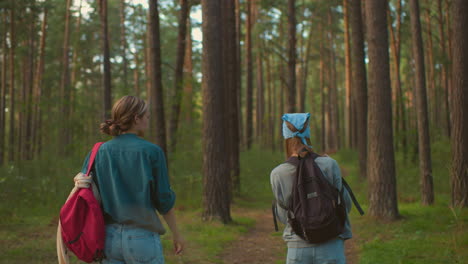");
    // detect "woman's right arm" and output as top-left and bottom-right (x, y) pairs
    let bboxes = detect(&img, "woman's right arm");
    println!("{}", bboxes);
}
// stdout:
(152, 148), (184, 254)
(162, 208), (184, 255)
